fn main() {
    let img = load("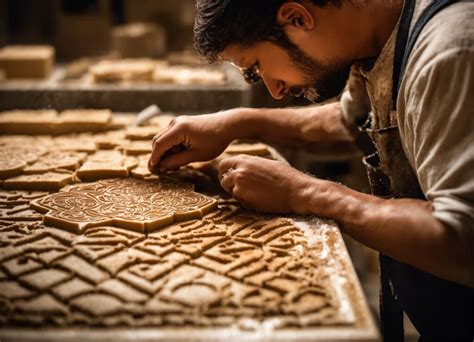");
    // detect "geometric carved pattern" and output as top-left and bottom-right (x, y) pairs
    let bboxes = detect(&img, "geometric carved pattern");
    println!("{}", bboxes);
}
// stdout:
(0, 197), (352, 329)
(0, 112), (370, 335)
(31, 178), (218, 234)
